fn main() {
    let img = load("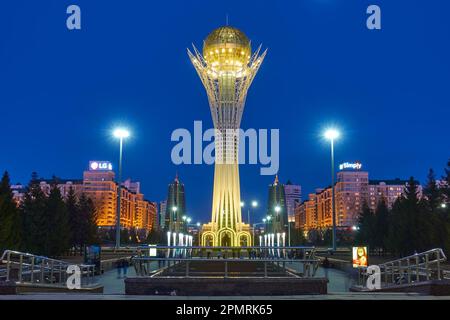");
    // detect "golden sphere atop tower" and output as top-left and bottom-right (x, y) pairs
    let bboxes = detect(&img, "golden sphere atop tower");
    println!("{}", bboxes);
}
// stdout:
(203, 26), (251, 74)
